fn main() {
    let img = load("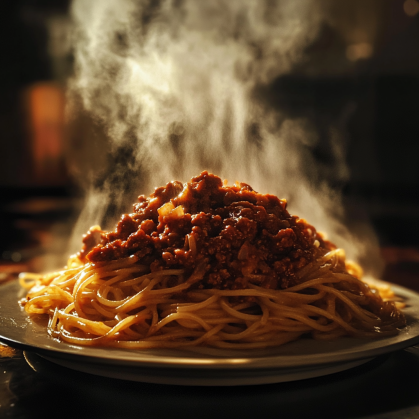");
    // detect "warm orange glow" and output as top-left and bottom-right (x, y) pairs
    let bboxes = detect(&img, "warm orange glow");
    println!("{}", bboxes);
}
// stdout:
(346, 42), (373, 62)
(0, 343), (17, 358)
(26, 83), (66, 183)
(404, 0), (419, 16)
